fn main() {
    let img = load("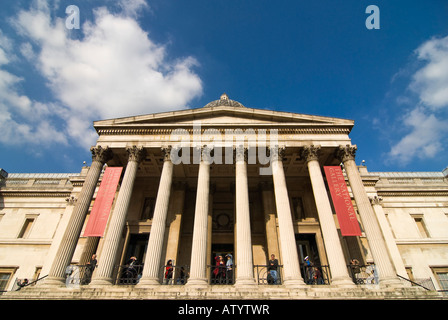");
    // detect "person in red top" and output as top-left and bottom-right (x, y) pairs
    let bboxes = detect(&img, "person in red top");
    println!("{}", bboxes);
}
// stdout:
(164, 259), (173, 285)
